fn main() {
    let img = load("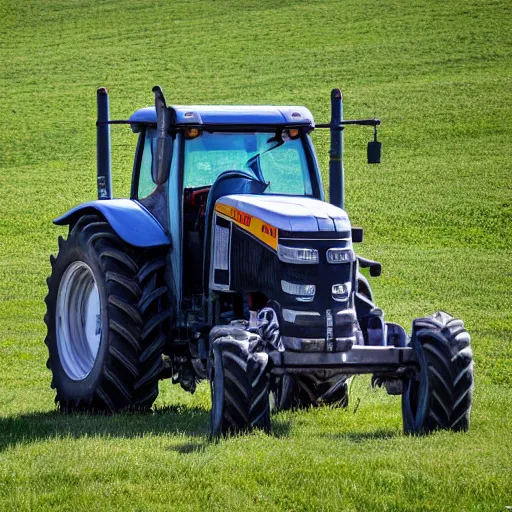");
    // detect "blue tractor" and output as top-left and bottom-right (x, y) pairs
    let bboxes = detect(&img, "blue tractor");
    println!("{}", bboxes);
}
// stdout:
(44, 86), (474, 435)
